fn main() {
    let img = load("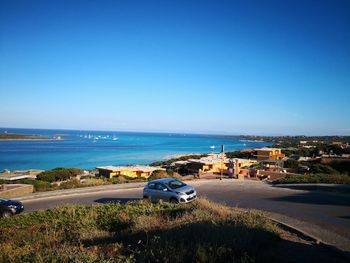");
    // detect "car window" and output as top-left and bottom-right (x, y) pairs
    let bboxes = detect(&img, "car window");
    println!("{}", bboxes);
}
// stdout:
(155, 183), (166, 190)
(167, 179), (186, 189)
(148, 183), (155, 189)
(0, 198), (7, 203)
